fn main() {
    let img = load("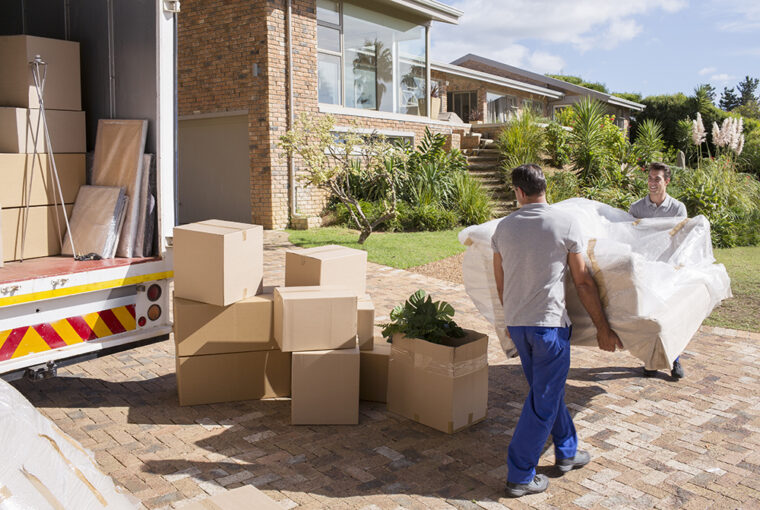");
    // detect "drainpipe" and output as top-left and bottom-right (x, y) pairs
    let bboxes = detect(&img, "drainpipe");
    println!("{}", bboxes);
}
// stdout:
(286, 0), (296, 222)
